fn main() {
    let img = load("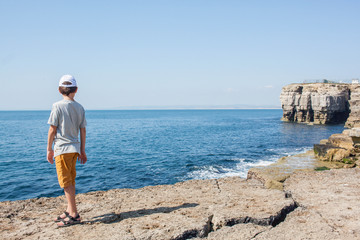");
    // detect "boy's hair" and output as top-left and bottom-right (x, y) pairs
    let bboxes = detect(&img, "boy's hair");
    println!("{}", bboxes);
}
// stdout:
(59, 81), (77, 96)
